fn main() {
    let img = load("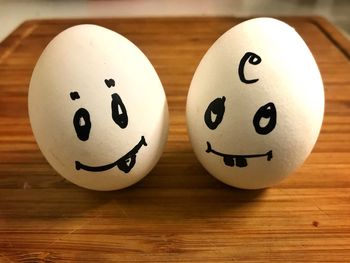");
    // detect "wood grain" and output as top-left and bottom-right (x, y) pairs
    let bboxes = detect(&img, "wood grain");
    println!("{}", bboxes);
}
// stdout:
(0, 17), (349, 262)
